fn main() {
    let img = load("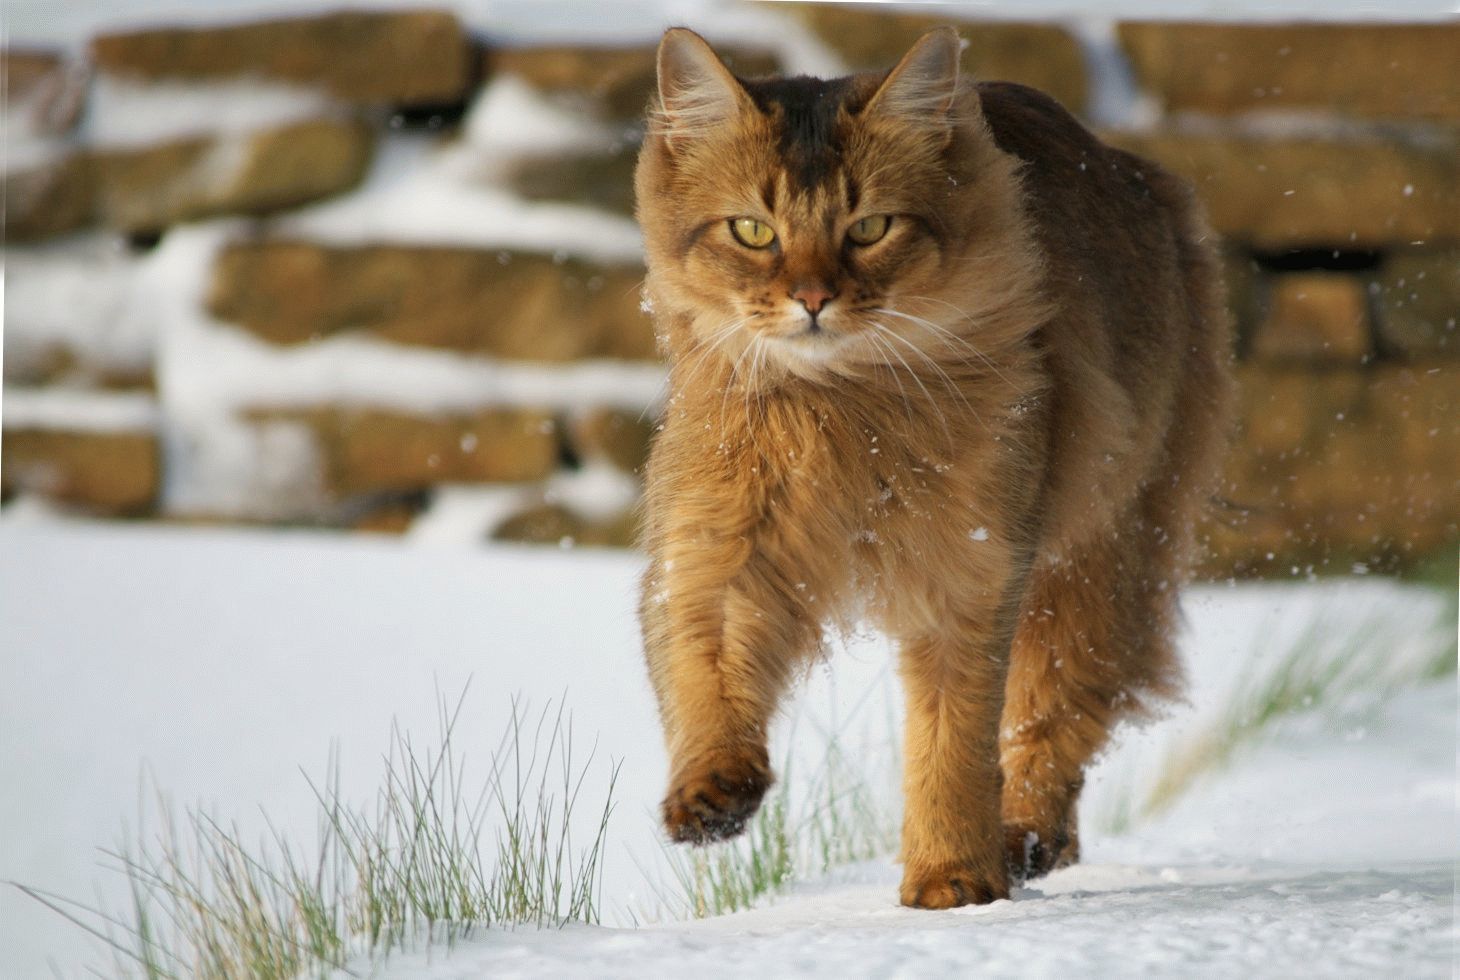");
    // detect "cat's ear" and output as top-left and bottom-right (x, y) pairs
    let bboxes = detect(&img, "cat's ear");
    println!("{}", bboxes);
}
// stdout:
(864, 28), (963, 138)
(654, 28), (750, 149)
